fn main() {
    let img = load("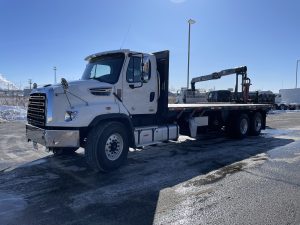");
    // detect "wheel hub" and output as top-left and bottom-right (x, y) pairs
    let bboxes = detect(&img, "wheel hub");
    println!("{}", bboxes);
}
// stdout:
(110, 141), (118, 153)
(105, 133), (123, 161)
